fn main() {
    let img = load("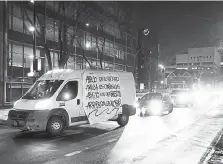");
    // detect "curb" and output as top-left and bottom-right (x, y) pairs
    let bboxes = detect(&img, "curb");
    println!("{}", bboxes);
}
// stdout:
(198, 125), (223, 164)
